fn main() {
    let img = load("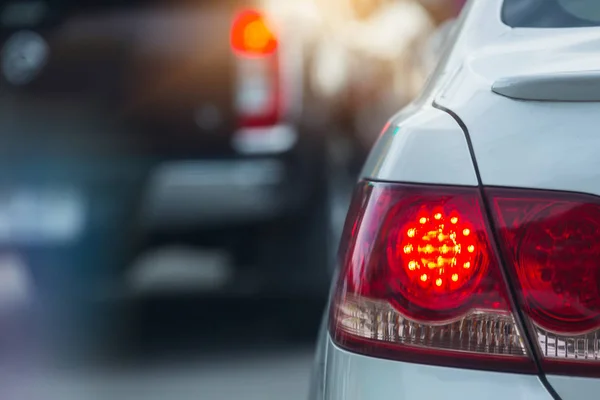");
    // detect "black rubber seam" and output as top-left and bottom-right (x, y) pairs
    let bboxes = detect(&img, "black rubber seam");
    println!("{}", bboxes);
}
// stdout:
(432, 101), (562, 400)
